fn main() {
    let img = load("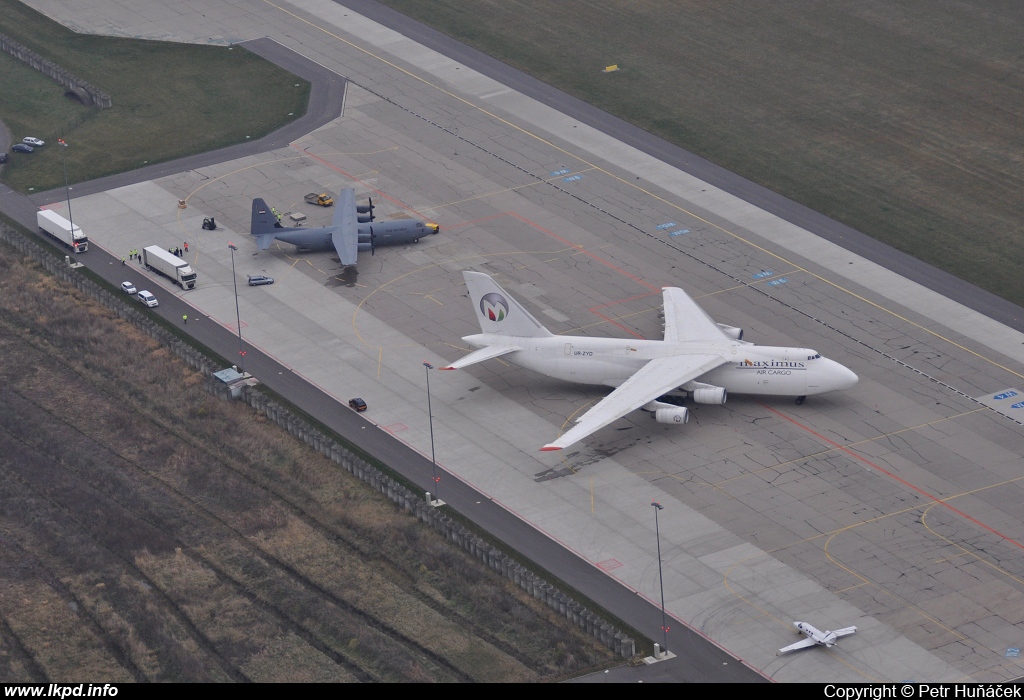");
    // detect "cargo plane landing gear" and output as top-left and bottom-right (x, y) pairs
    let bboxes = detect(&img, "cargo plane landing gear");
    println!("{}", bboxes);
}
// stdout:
(795, 395), (806, 405)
